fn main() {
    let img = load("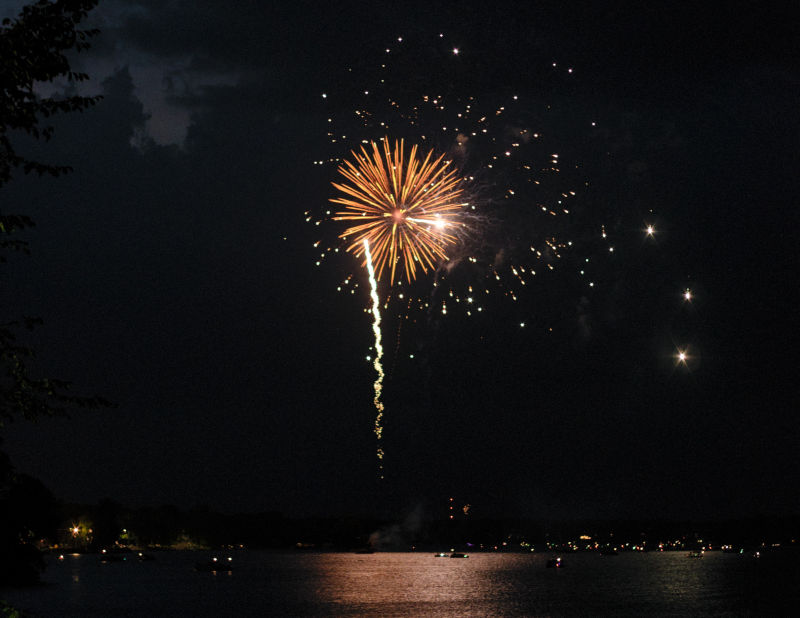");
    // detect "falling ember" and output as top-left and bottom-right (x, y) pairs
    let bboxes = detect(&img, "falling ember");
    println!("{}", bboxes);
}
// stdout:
(332, 138), (463, 285)
(363, 239), (386, 476)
